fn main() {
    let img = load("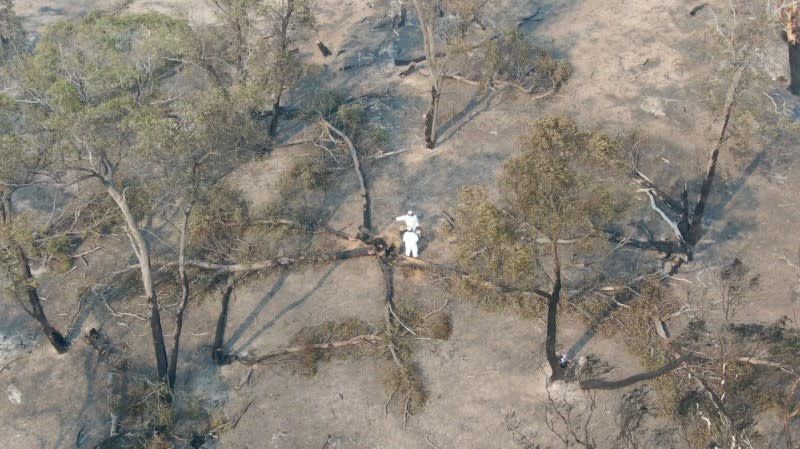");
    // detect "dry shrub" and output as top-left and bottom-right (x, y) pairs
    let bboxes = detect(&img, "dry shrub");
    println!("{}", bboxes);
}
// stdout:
(382, 361), (426, 414)
(146, 433), (173, 449)
(124, 381), (175, 432)
(281, 152), (332, 191)
(394, 304), (452, 340)
(418, 310), (452, 340)
(536, 52), (572, 91)
(289, 318), (378, 375)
